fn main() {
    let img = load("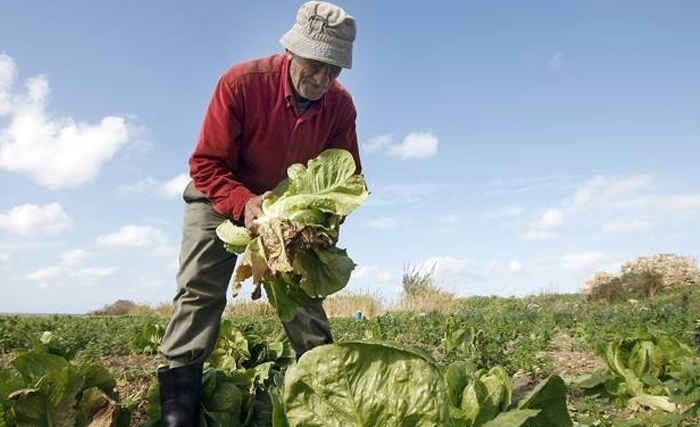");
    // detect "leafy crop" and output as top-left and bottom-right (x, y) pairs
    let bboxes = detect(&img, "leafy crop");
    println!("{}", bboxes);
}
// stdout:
(217, 148), (369, 321)
(283, 341), (451, 426)
(142, 319), (295, 427)
(2, 288), (698, 425)
(0, 334), (133, 427)
(281, 341), (572, 427)
(574, 326), (699, 413)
